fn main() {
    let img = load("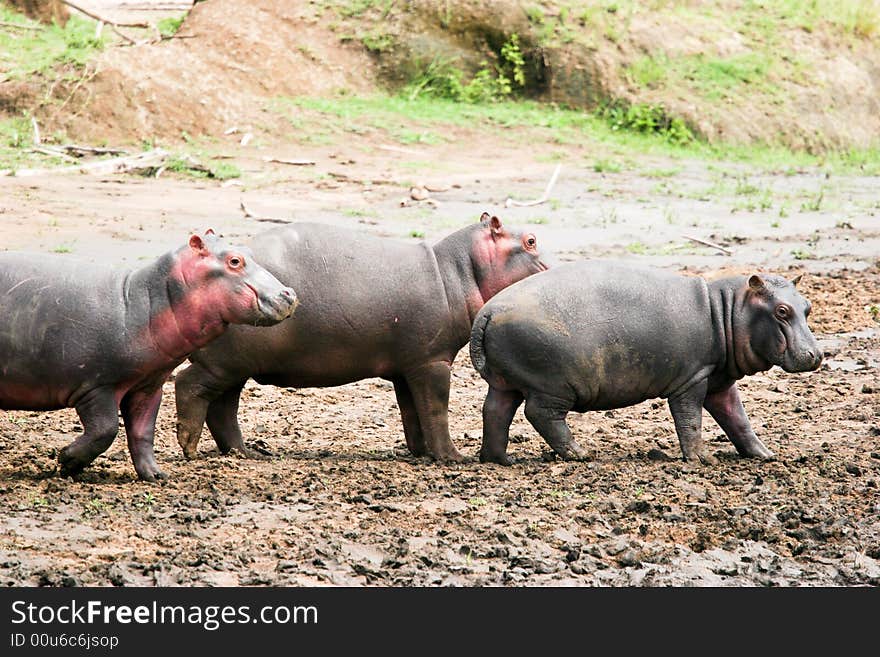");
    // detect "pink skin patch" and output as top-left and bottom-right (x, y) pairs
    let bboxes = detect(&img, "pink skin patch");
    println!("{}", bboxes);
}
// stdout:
(144, 246), (256, 365)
